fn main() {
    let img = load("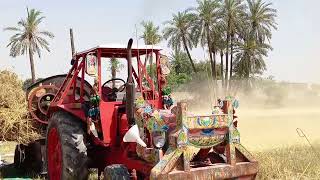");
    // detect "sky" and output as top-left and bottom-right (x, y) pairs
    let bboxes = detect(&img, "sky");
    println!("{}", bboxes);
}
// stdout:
(0, 0), (319, 83)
